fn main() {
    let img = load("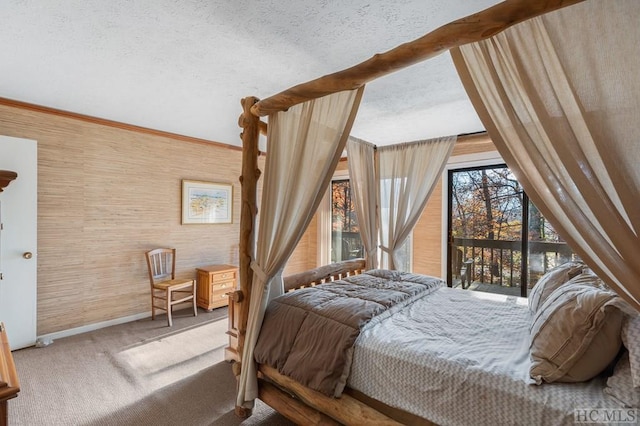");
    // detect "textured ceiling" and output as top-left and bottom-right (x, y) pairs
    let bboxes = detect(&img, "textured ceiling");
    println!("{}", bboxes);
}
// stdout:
(0, 0), (501, 147)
